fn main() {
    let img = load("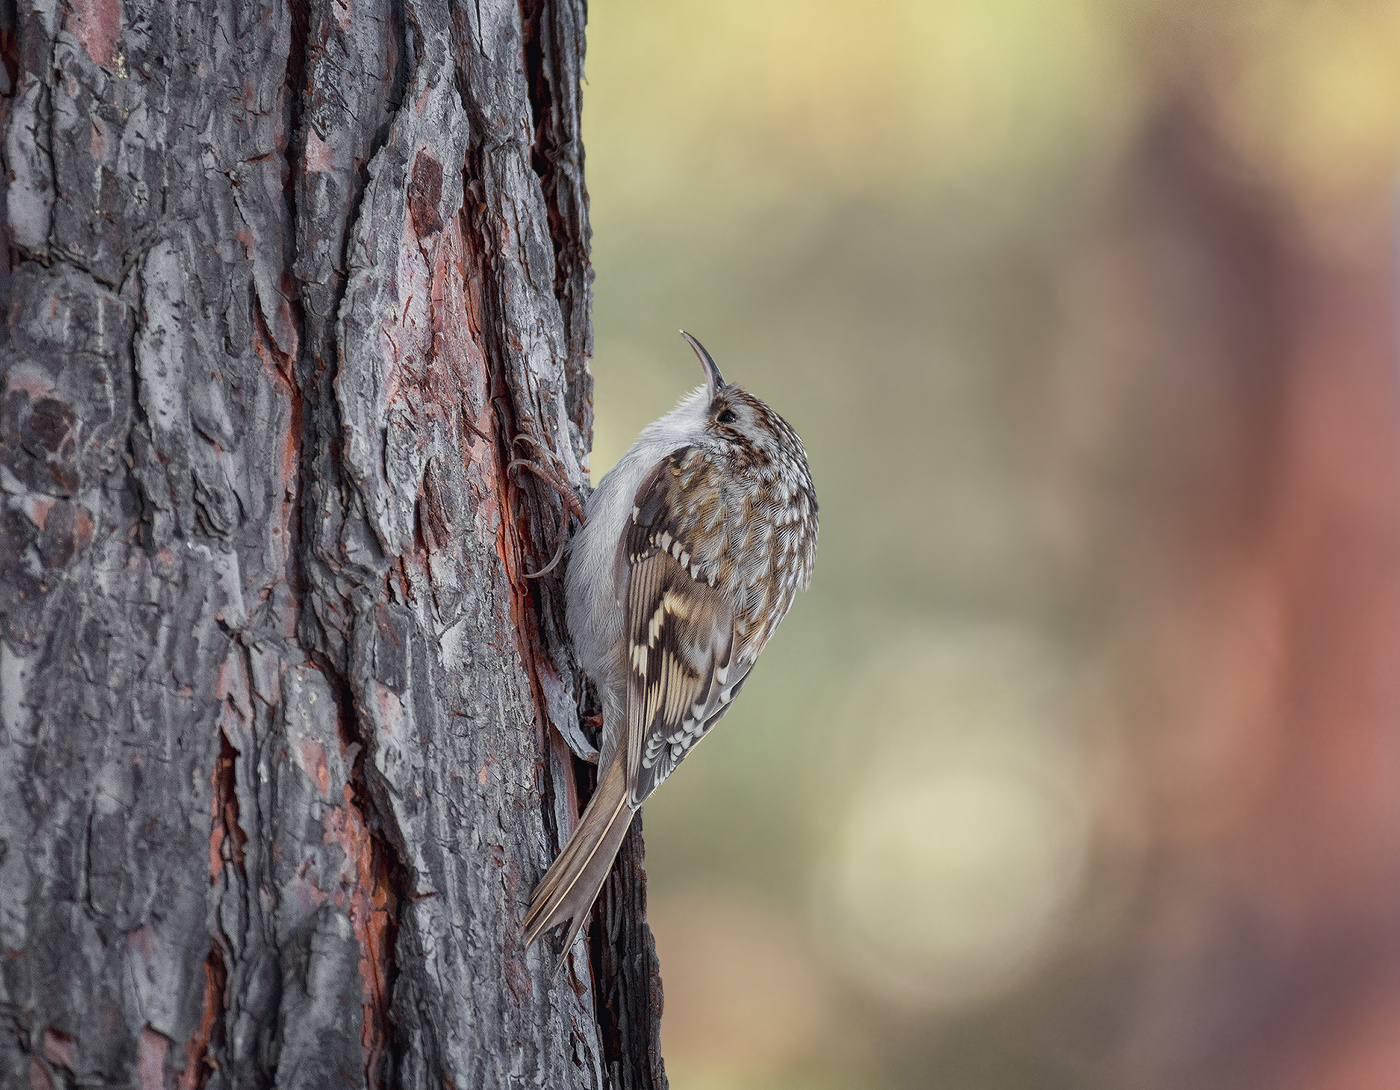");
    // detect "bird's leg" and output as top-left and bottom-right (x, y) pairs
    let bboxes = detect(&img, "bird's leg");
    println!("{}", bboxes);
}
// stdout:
(507, 435), (585, 579)
(508, 435), (586, 524)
